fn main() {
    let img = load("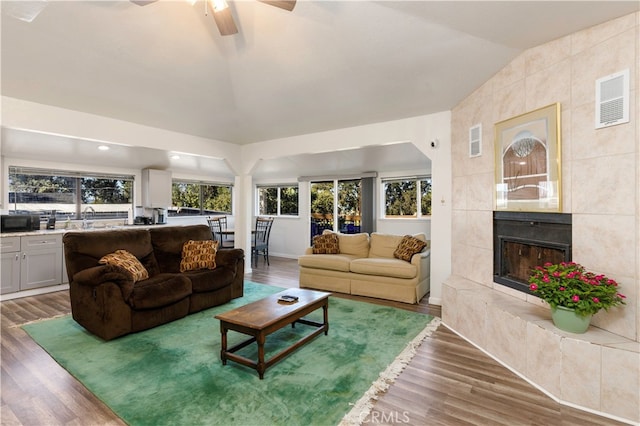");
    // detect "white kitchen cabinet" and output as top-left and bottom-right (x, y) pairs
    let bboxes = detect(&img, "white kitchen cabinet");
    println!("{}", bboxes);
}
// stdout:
(1, 237), (21, 294)
(20, 234), (63, 290)
(0, 234), (63, 294)
(142, 168), (172, 208)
